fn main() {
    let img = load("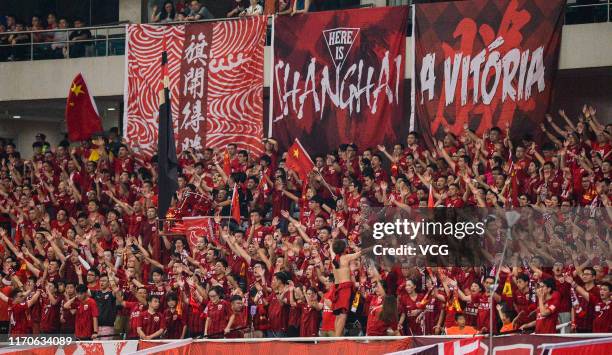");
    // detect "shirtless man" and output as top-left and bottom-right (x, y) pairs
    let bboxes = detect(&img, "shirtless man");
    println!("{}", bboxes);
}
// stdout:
(330, 239), (372, 336)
